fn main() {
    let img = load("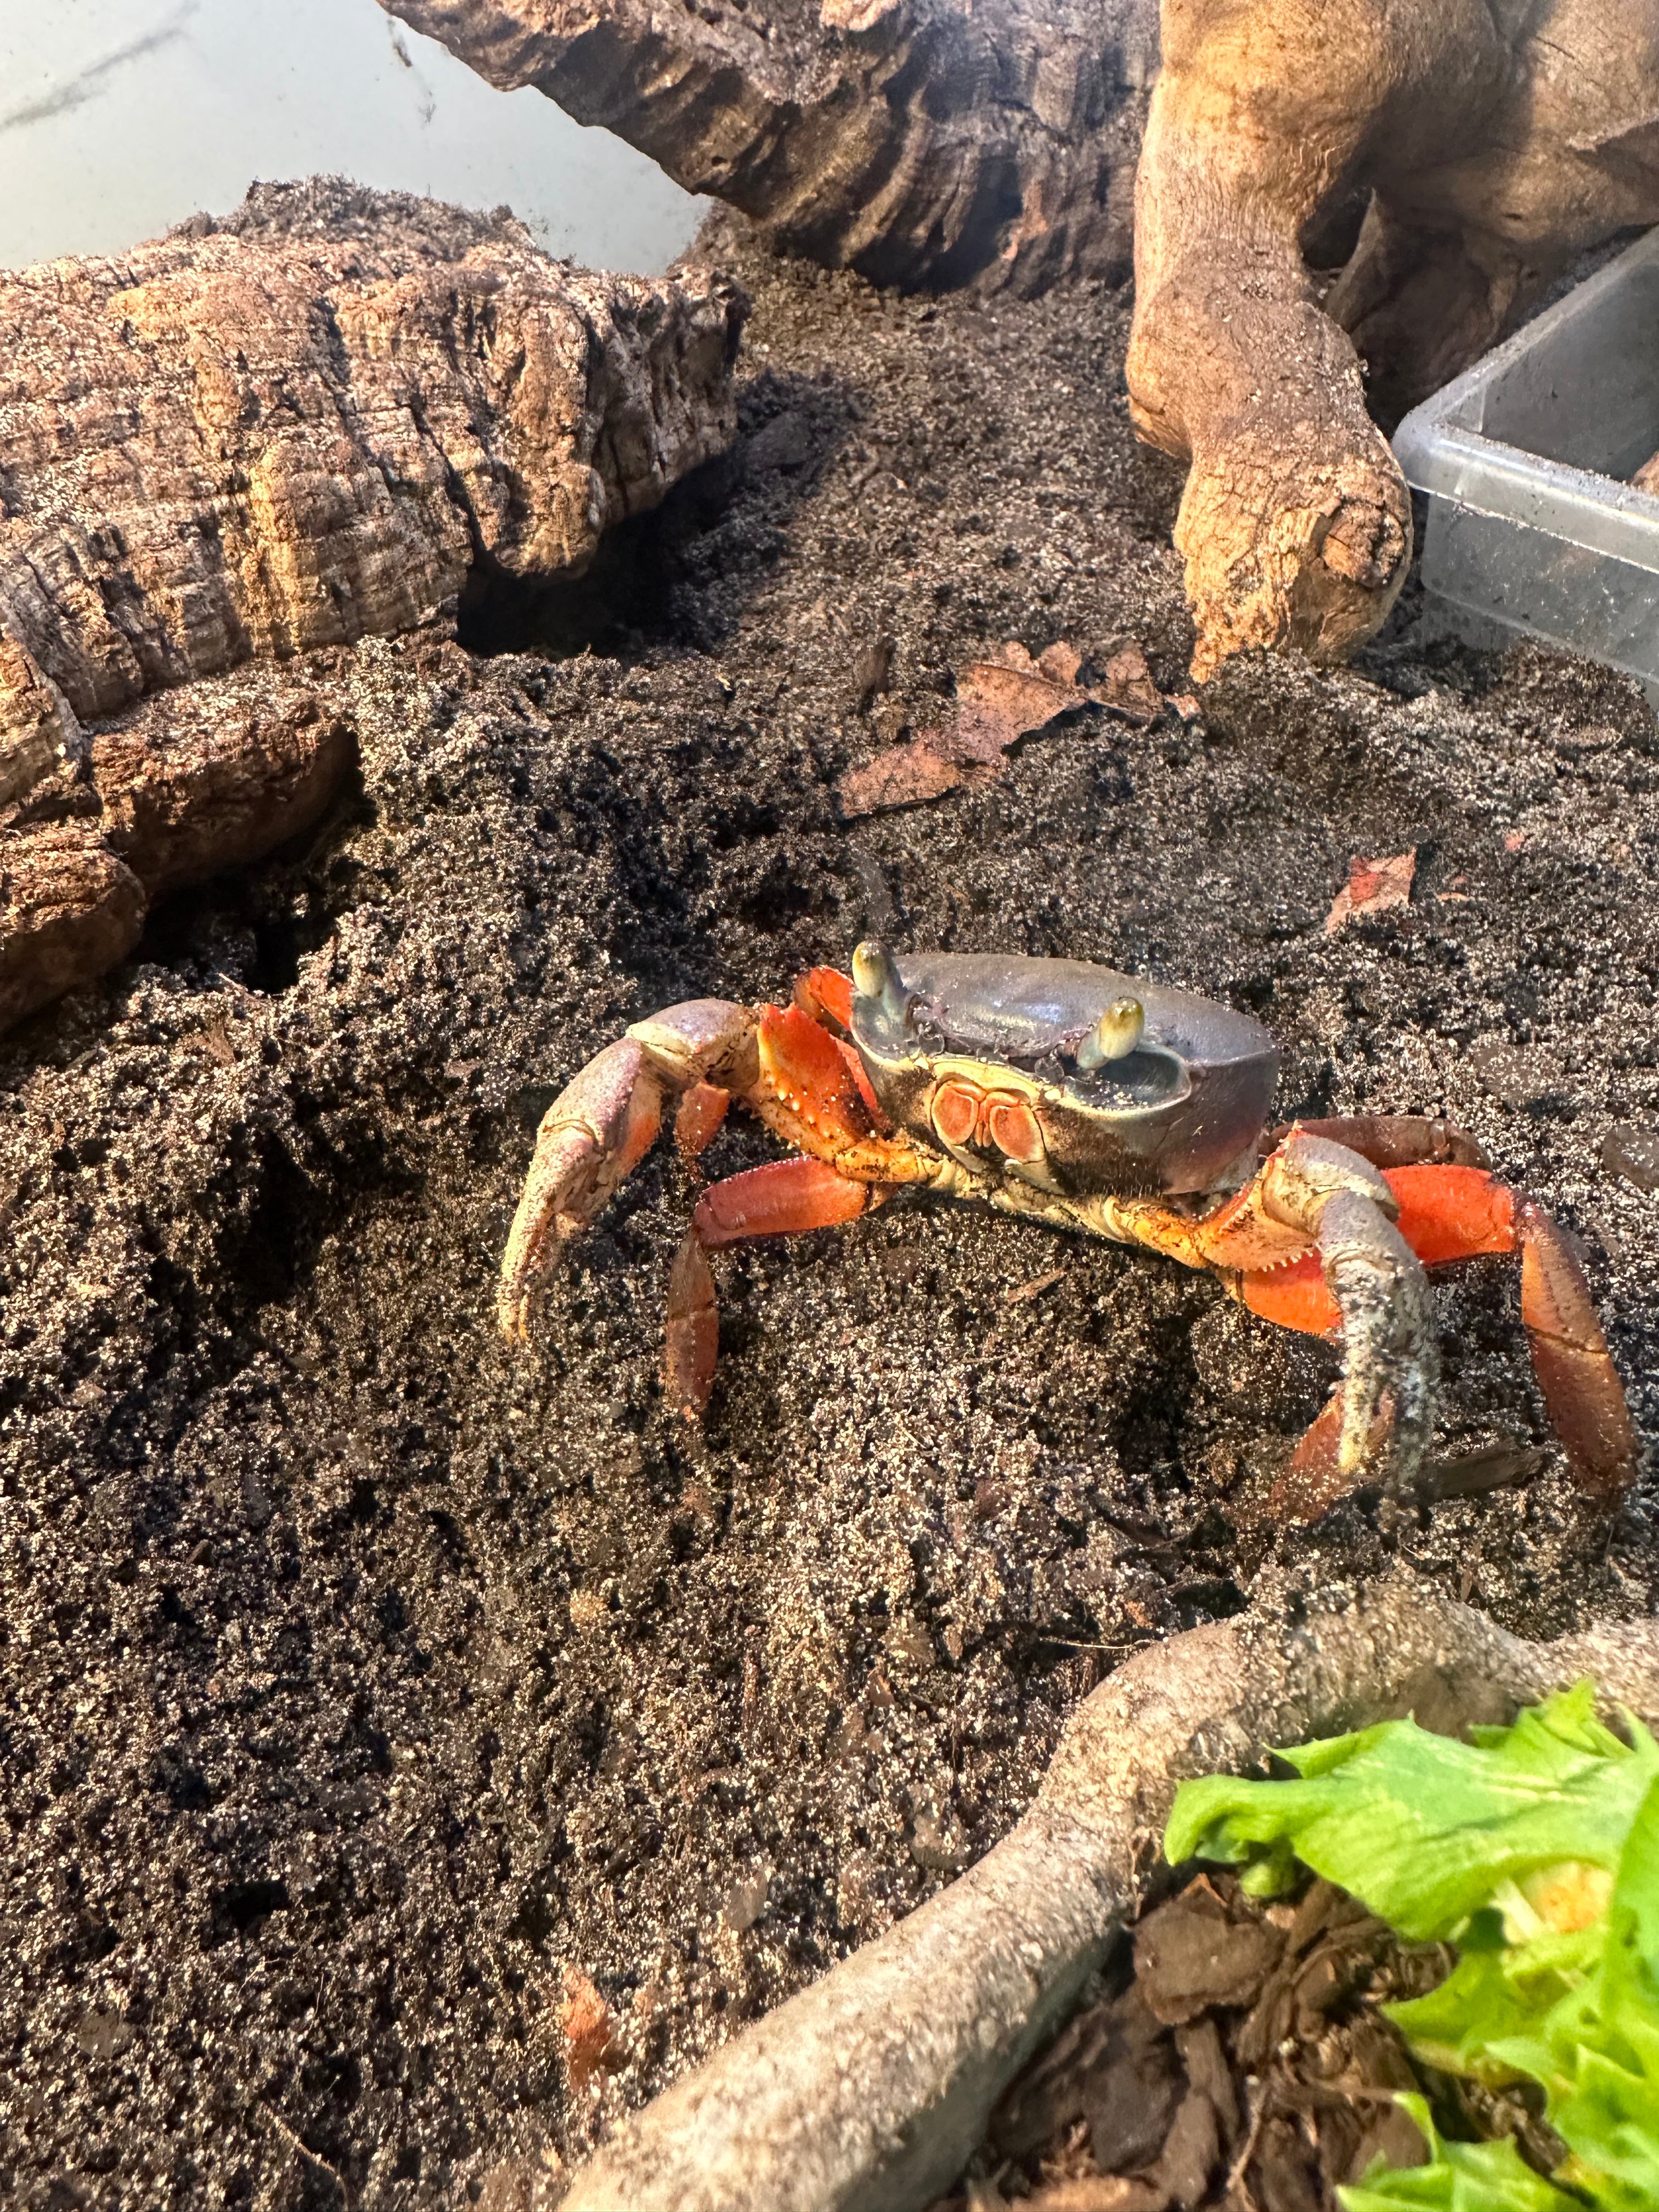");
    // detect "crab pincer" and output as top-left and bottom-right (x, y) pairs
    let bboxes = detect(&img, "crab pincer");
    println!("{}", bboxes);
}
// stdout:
(496, 998), (755, 1342)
